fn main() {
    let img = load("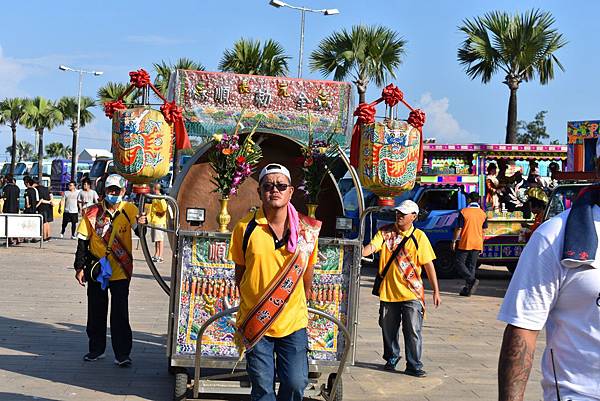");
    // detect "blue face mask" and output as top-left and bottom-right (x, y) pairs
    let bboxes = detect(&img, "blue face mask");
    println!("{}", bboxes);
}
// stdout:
(105, 194), (122, 205)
